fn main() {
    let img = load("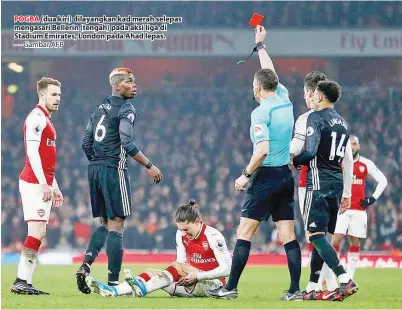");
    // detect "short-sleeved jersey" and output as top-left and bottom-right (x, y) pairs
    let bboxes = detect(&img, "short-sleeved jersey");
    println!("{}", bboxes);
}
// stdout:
(292, 109), (314, 187)
(84, 96), (136, 170)
(351, 155), (387, 211)
(175, 223), (231, 281)
(249, 83), (294, 167)
(20, 105), (57, 185)
(303, 108), (349, 190)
